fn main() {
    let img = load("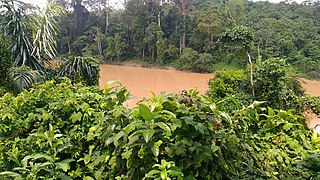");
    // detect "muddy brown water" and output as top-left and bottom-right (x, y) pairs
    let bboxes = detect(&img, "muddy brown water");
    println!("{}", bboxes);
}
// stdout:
(99, 65), (213, 107)
(99, 65), (320, 107)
